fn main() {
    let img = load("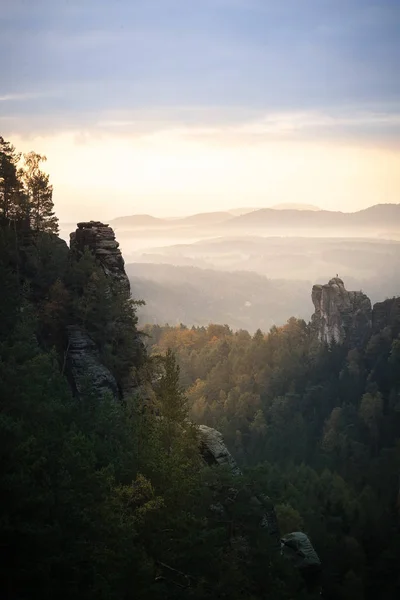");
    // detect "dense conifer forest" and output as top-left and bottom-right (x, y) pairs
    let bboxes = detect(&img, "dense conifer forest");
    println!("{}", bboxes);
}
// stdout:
(1, 136), (400, 599)
(145, 320), (400, 598)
